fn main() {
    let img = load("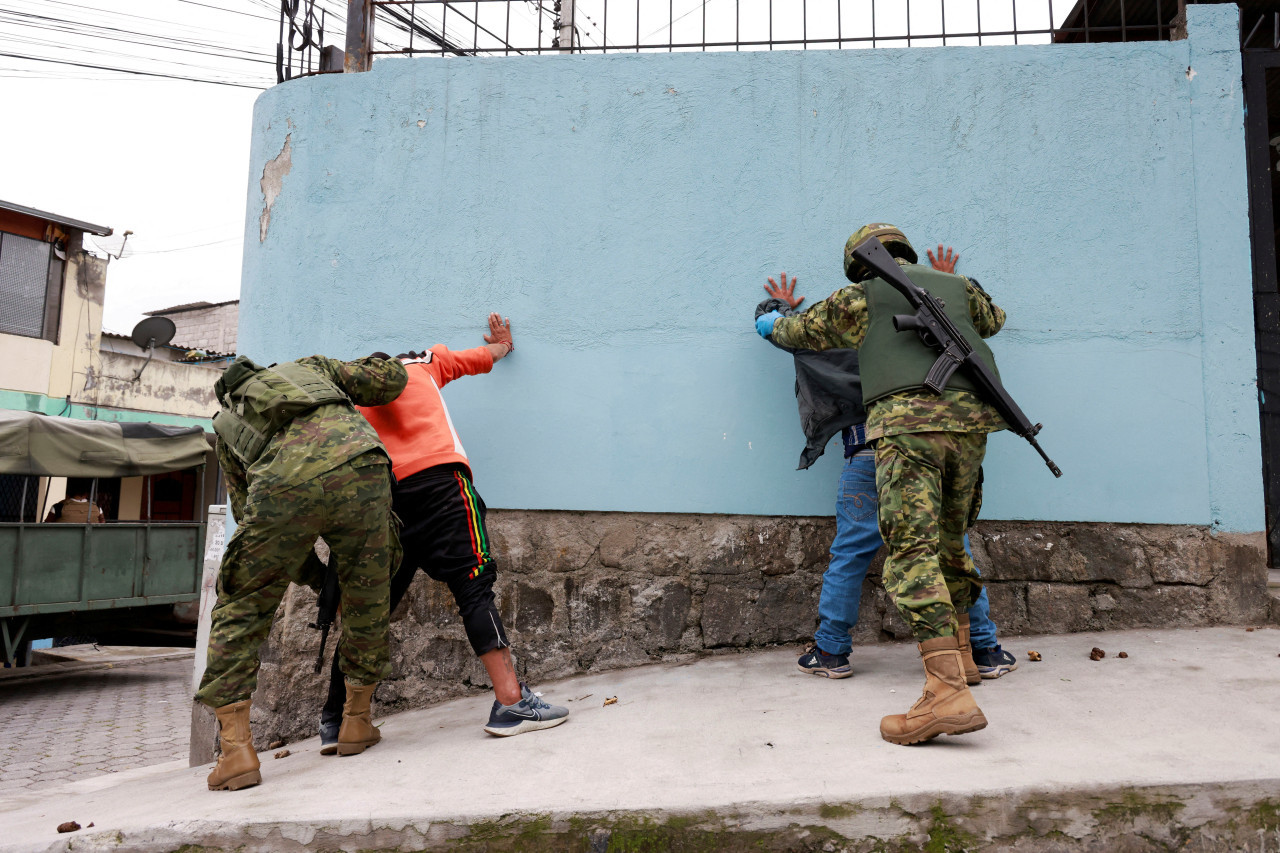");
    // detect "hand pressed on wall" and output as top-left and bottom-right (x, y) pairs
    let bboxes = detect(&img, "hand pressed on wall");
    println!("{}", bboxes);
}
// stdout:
(764, 272), (804, 309)
(484, 313), (514, 353)
(927, 245), (959, 274)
